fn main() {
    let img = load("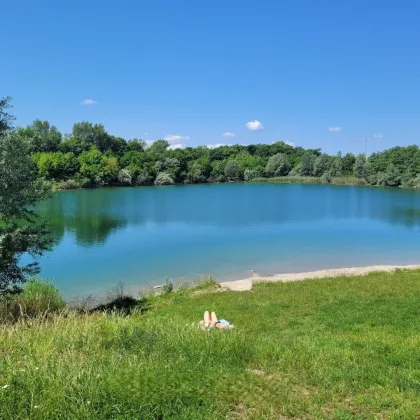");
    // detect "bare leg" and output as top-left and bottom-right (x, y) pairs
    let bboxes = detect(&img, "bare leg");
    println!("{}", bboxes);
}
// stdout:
(211, 311), (218, 327)
(204, 311), (211, 326)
